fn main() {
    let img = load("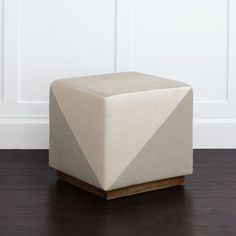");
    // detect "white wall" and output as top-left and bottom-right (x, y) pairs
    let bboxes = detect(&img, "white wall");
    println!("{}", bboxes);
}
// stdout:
(0, 0), (236, 149)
